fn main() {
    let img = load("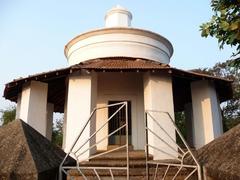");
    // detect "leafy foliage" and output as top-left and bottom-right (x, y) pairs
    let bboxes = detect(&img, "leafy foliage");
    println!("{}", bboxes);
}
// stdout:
(200, 0), (240, 66)
(0, 106), (16, 125)
(175, 111), (187, 145)
(193, 59), (240, 131)
(52, 117), (63, 147)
